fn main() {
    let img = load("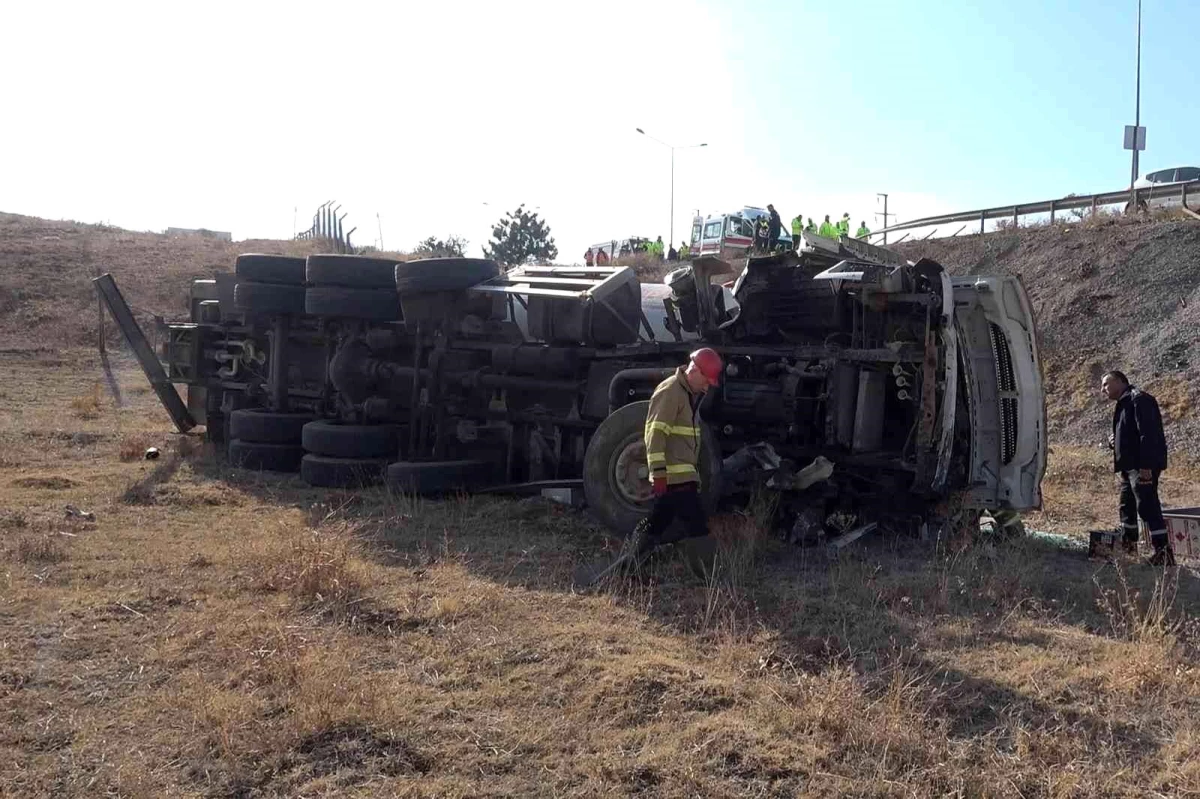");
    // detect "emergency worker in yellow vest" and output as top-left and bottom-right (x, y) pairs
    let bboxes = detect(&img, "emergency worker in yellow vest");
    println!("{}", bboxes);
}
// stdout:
(629, 348), (723, 558)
